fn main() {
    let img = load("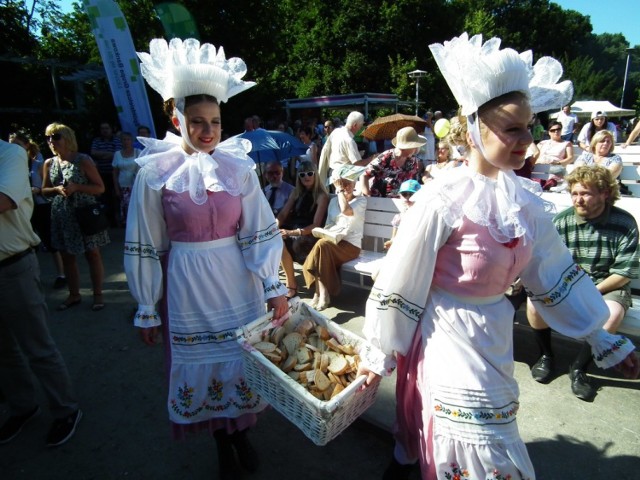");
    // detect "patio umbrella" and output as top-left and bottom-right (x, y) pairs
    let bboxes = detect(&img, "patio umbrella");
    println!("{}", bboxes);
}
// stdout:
(233, 129), (309, 186)
(362, 114), (428, 141)
(234, 129), (308, 163)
